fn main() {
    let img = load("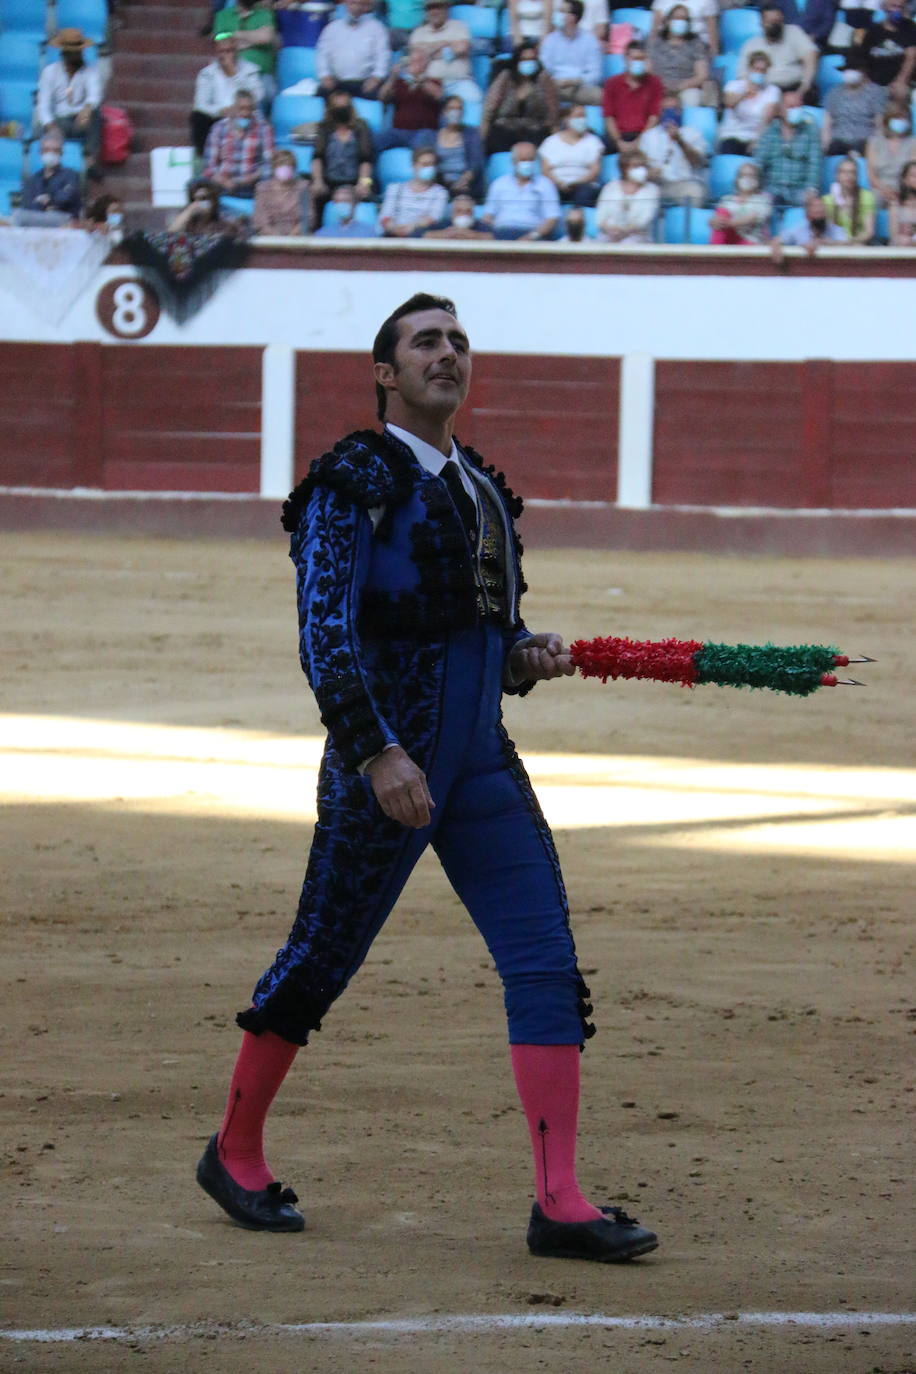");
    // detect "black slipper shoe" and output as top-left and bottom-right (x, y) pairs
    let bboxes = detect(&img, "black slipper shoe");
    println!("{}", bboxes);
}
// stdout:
(196, 1134), (305, 1232)
(527, 1202), (658, 1262)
